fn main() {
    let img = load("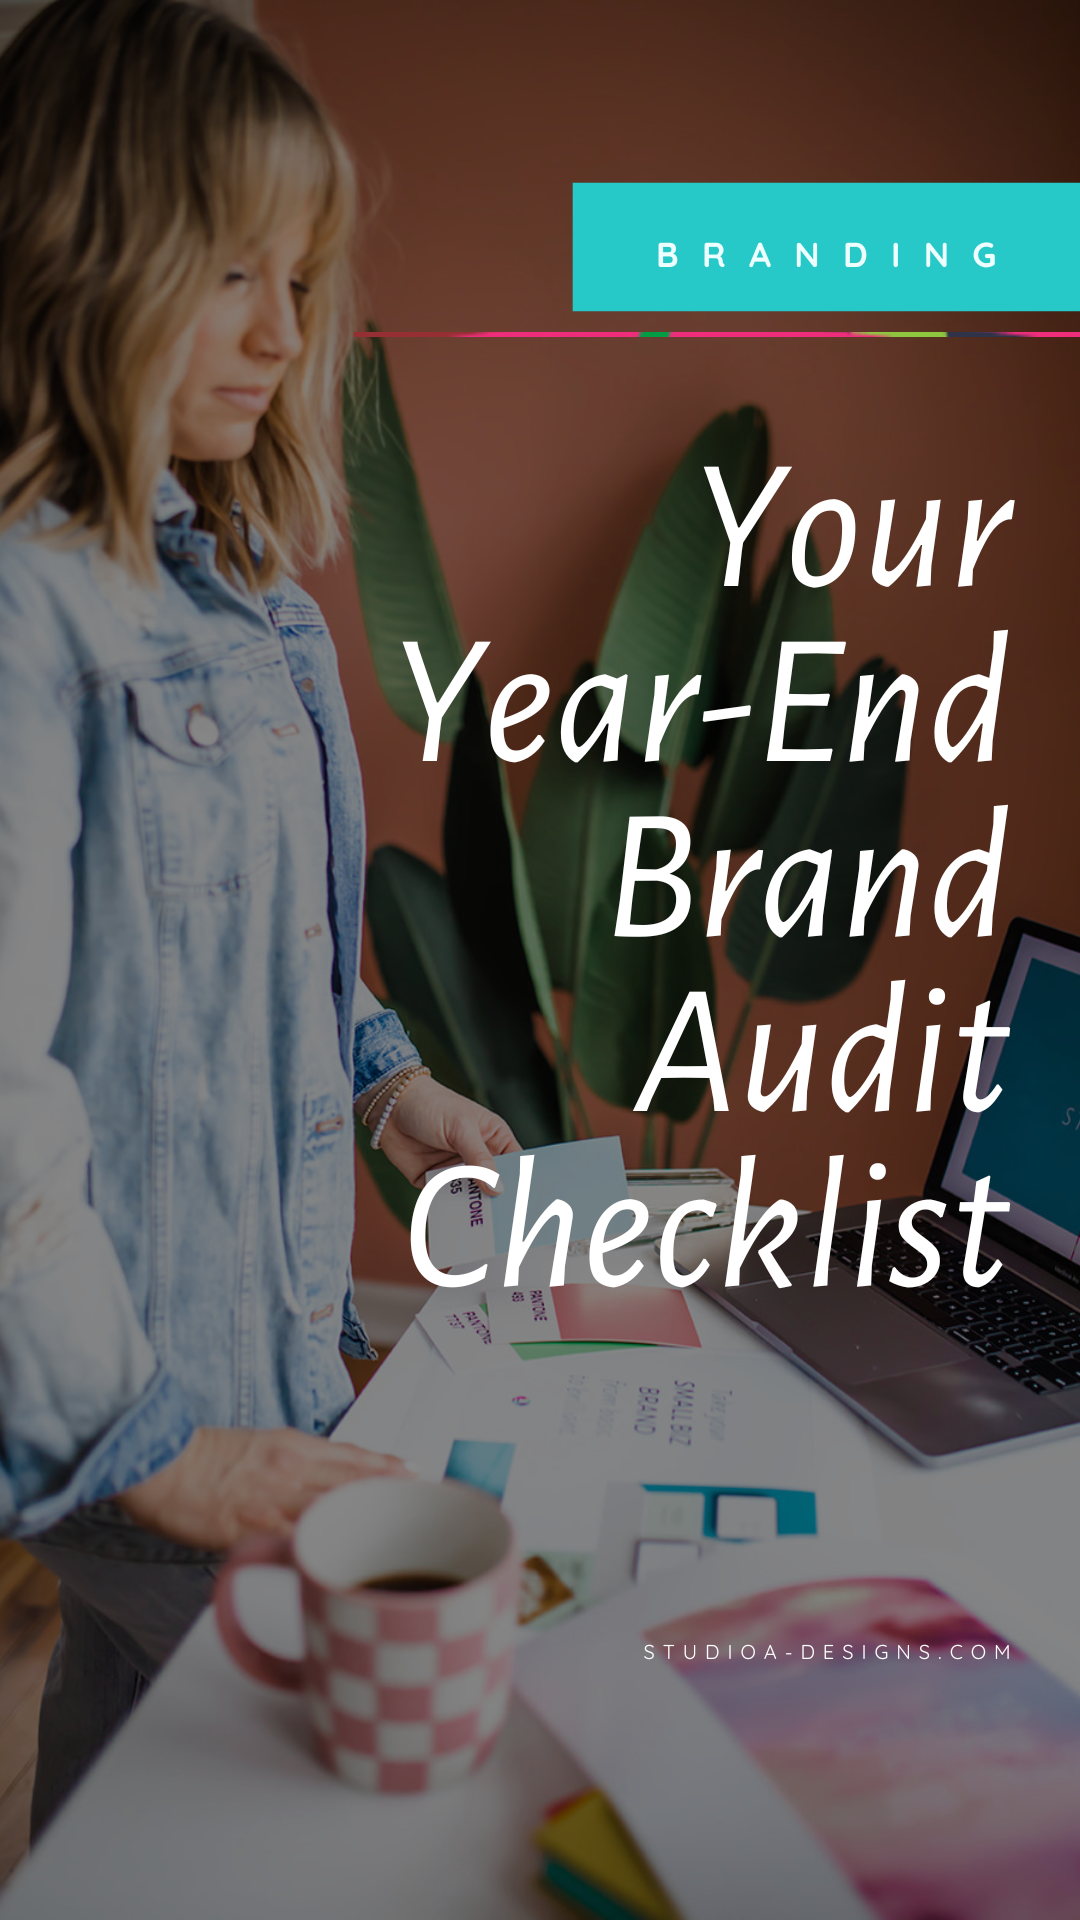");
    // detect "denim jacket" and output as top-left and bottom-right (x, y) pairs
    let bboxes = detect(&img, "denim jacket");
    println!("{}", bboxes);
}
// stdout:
(0, 471), (420, 1536)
